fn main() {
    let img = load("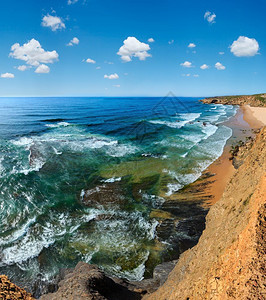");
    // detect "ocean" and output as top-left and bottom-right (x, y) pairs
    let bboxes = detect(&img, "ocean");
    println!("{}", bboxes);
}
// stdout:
(0, 96), (237, 290)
